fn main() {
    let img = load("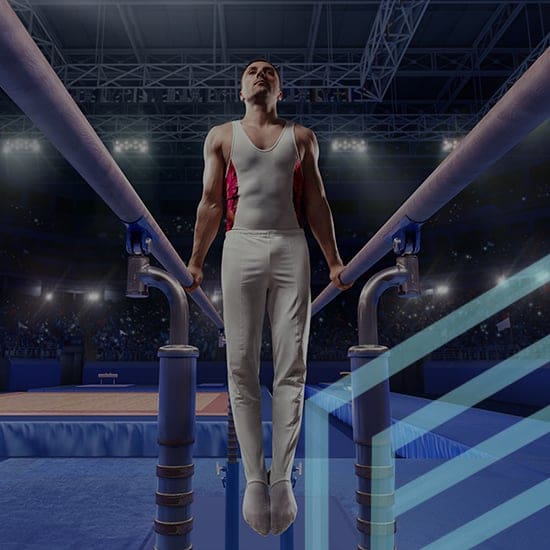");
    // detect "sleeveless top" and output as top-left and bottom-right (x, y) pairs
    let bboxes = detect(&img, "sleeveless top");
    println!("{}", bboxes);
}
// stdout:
(224, 120), (306, 231)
